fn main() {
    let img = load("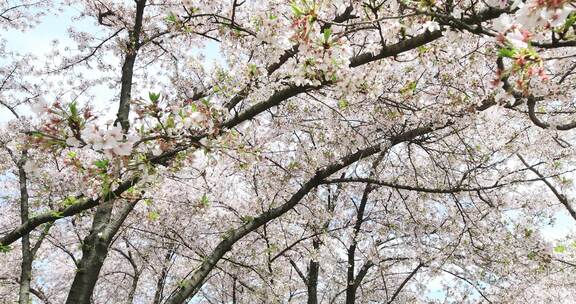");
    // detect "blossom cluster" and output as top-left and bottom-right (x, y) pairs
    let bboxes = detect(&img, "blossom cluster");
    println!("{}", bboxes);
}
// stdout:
(516, 0), (573, 30)
(489, 0), (574, 92)
(75, 125), (139, 157)
(287, 2), (352, 86)
(30, 97), (140, 158)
